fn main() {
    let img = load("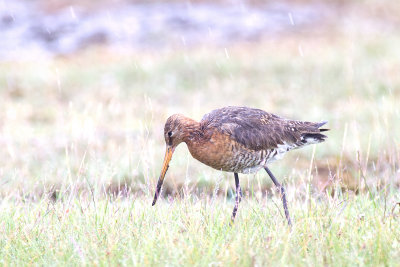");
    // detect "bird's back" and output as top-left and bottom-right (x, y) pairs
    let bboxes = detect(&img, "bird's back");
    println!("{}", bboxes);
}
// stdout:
(198, 106), (327, 173)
